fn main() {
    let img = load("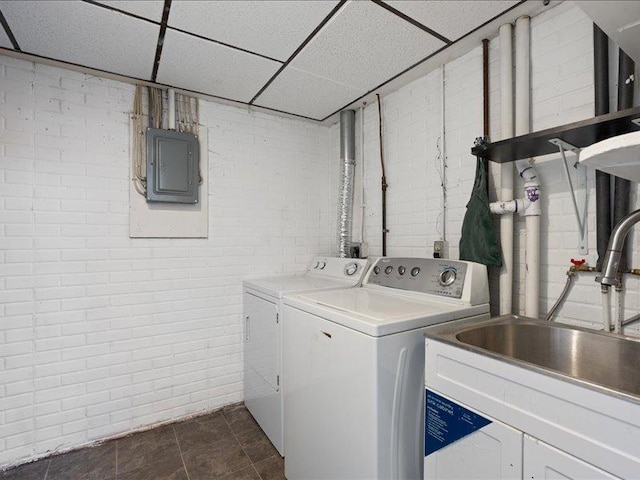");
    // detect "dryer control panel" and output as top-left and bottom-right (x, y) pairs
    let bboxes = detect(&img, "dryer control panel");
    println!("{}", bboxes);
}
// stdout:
(306, 257), (369, 282)
(365, 258), (488, 305)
